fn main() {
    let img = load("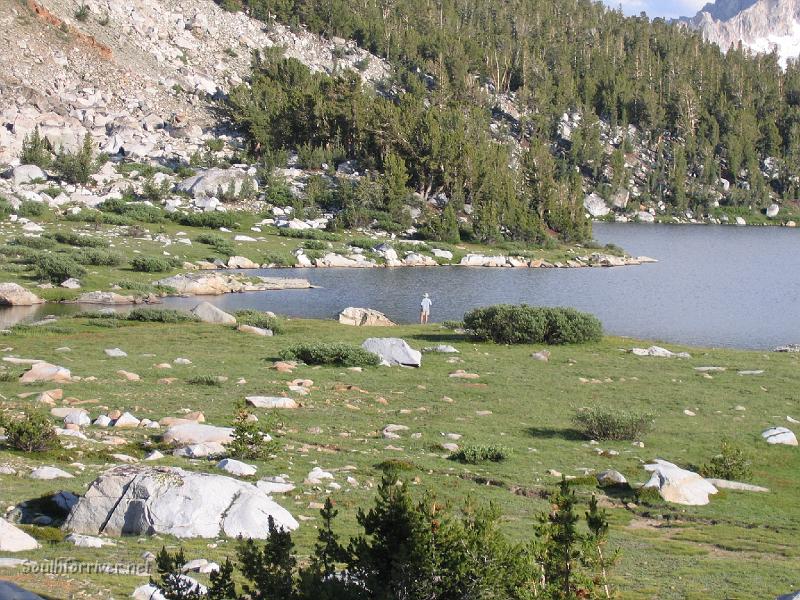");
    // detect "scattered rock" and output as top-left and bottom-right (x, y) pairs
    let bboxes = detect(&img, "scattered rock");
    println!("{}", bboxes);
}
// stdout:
(0, 518), (39, 551)
(449, 370), (480, 379)
(114, 412), (141, 428)
(65, 533), (114, 548)
(762, 427), (798, 446)
(237, 324), (273, 336)
(643, 460), (718, 505)
(530, 350), (551, 362)
(105, 348), (128, 358)
(217, 458), (257, 477)
(339, 307), (396, 327)
(20, 362), (71, 383)
(163, 423), (234, 445)
(422, 345), (459, 354)
(596, 470), (627, 487)
(246, 396), (298, 409)
(631, 346), (691, 359)
(191, 301), (237, 325)
(65, 466), (298, 539)
(705, 479), (769, 493)
(117, 370), (141, 381)
(0, 282), (44, 306)
(29, 466), (73, 480)
(305, 467), (334, 484)
(362, 338), (421, 367)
